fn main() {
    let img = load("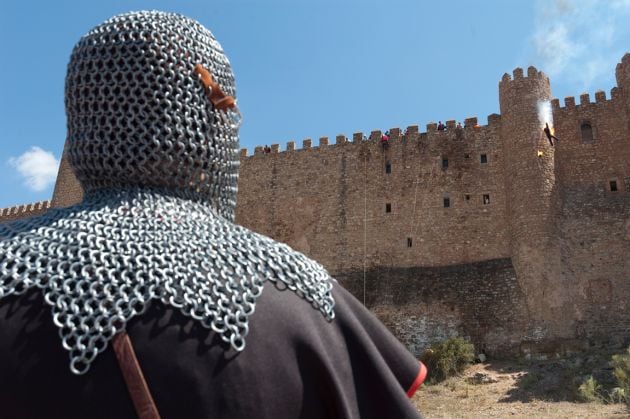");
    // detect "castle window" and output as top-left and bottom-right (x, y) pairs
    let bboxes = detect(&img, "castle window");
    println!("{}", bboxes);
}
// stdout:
(407, 237), (413, 247)
(609, 180), (618, 192)
(464, 153), (470, 159)
(581, 122), (594, 143)
(442, 158), (449, 169)
(483, 194), (490, 205)
(480, 154), (488, 164)
(385, 203), (392, 213)
(385, 162), (391, 174)
(443, 197), (450, 208)
(465, 194), (471, 201)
